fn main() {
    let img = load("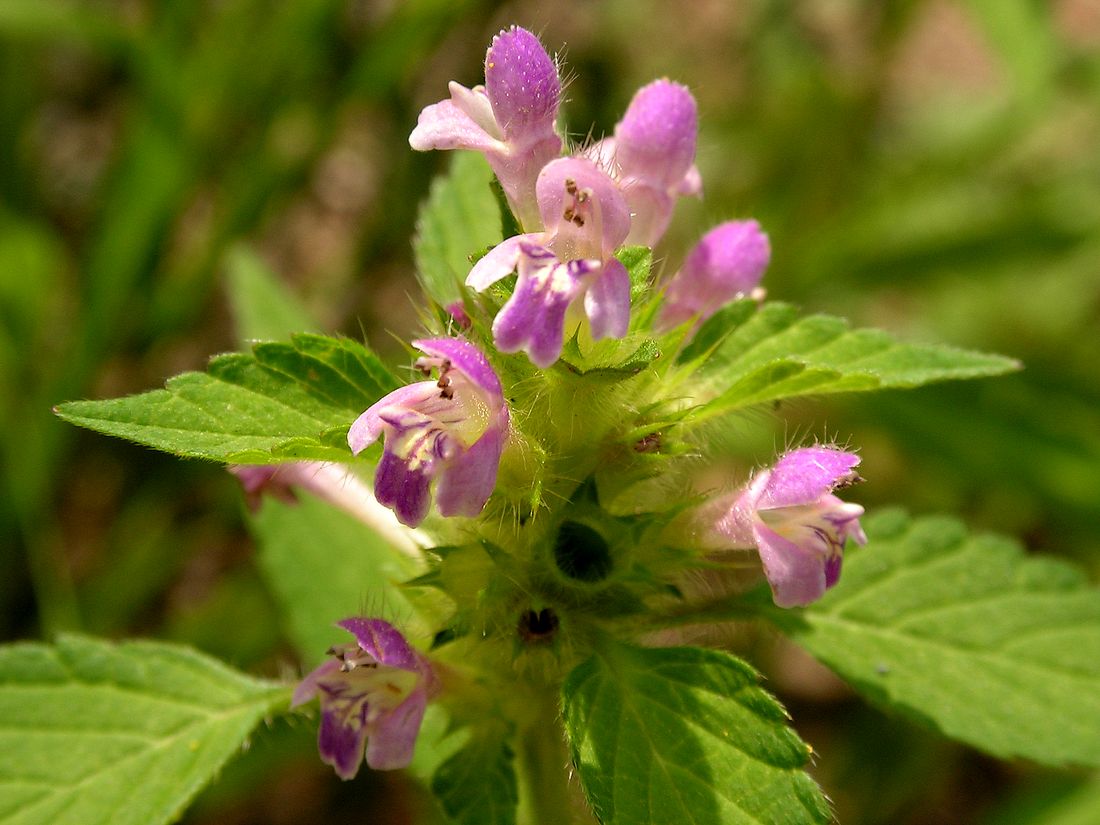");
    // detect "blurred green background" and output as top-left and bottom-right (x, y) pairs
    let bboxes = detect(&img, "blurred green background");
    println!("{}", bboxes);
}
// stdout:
(1, 1), (1098, 823)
